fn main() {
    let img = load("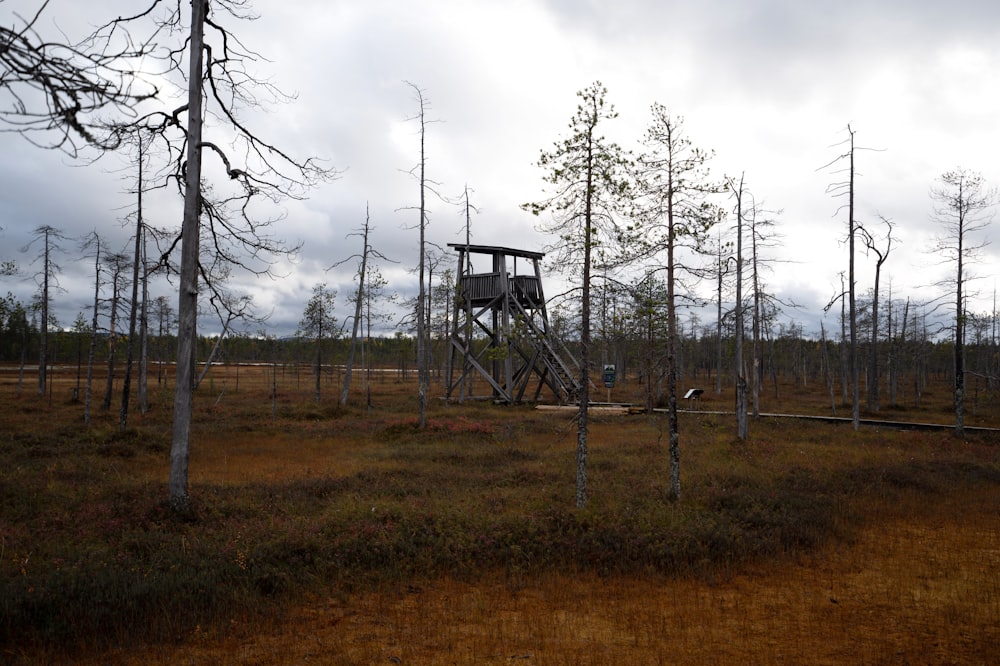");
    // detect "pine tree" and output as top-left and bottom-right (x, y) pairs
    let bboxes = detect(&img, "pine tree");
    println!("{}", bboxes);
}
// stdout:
(523, 81), (632, 508)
